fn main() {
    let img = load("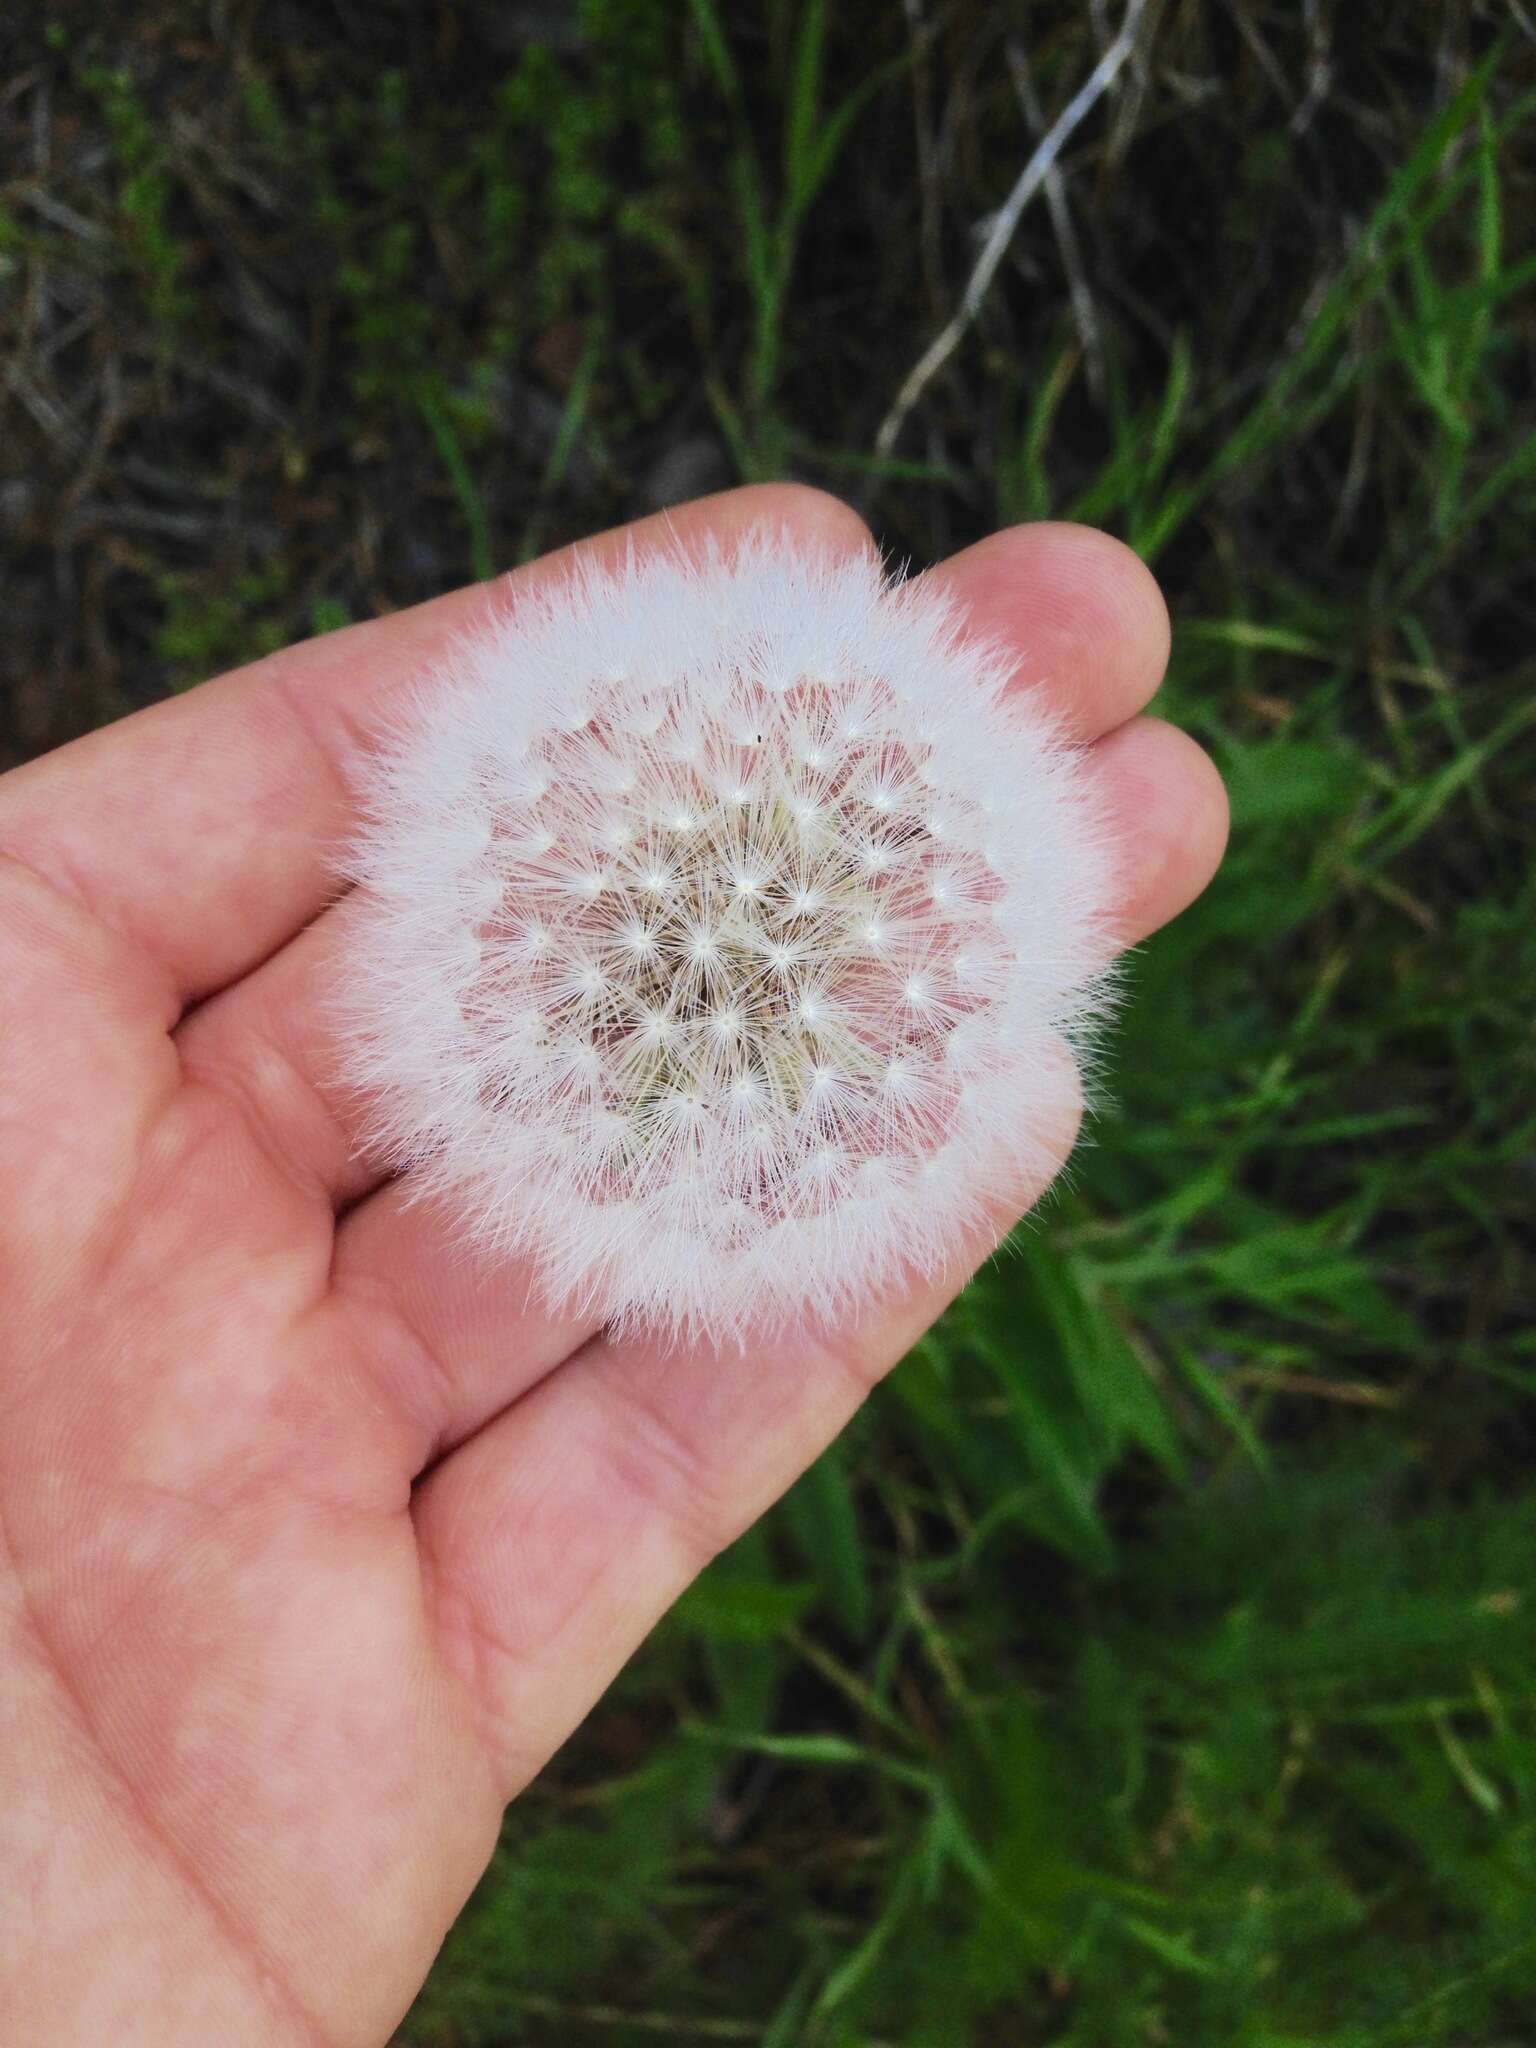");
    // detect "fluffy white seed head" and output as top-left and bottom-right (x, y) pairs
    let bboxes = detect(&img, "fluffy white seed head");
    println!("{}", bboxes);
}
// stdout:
(340, 534), (1116, 1338)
